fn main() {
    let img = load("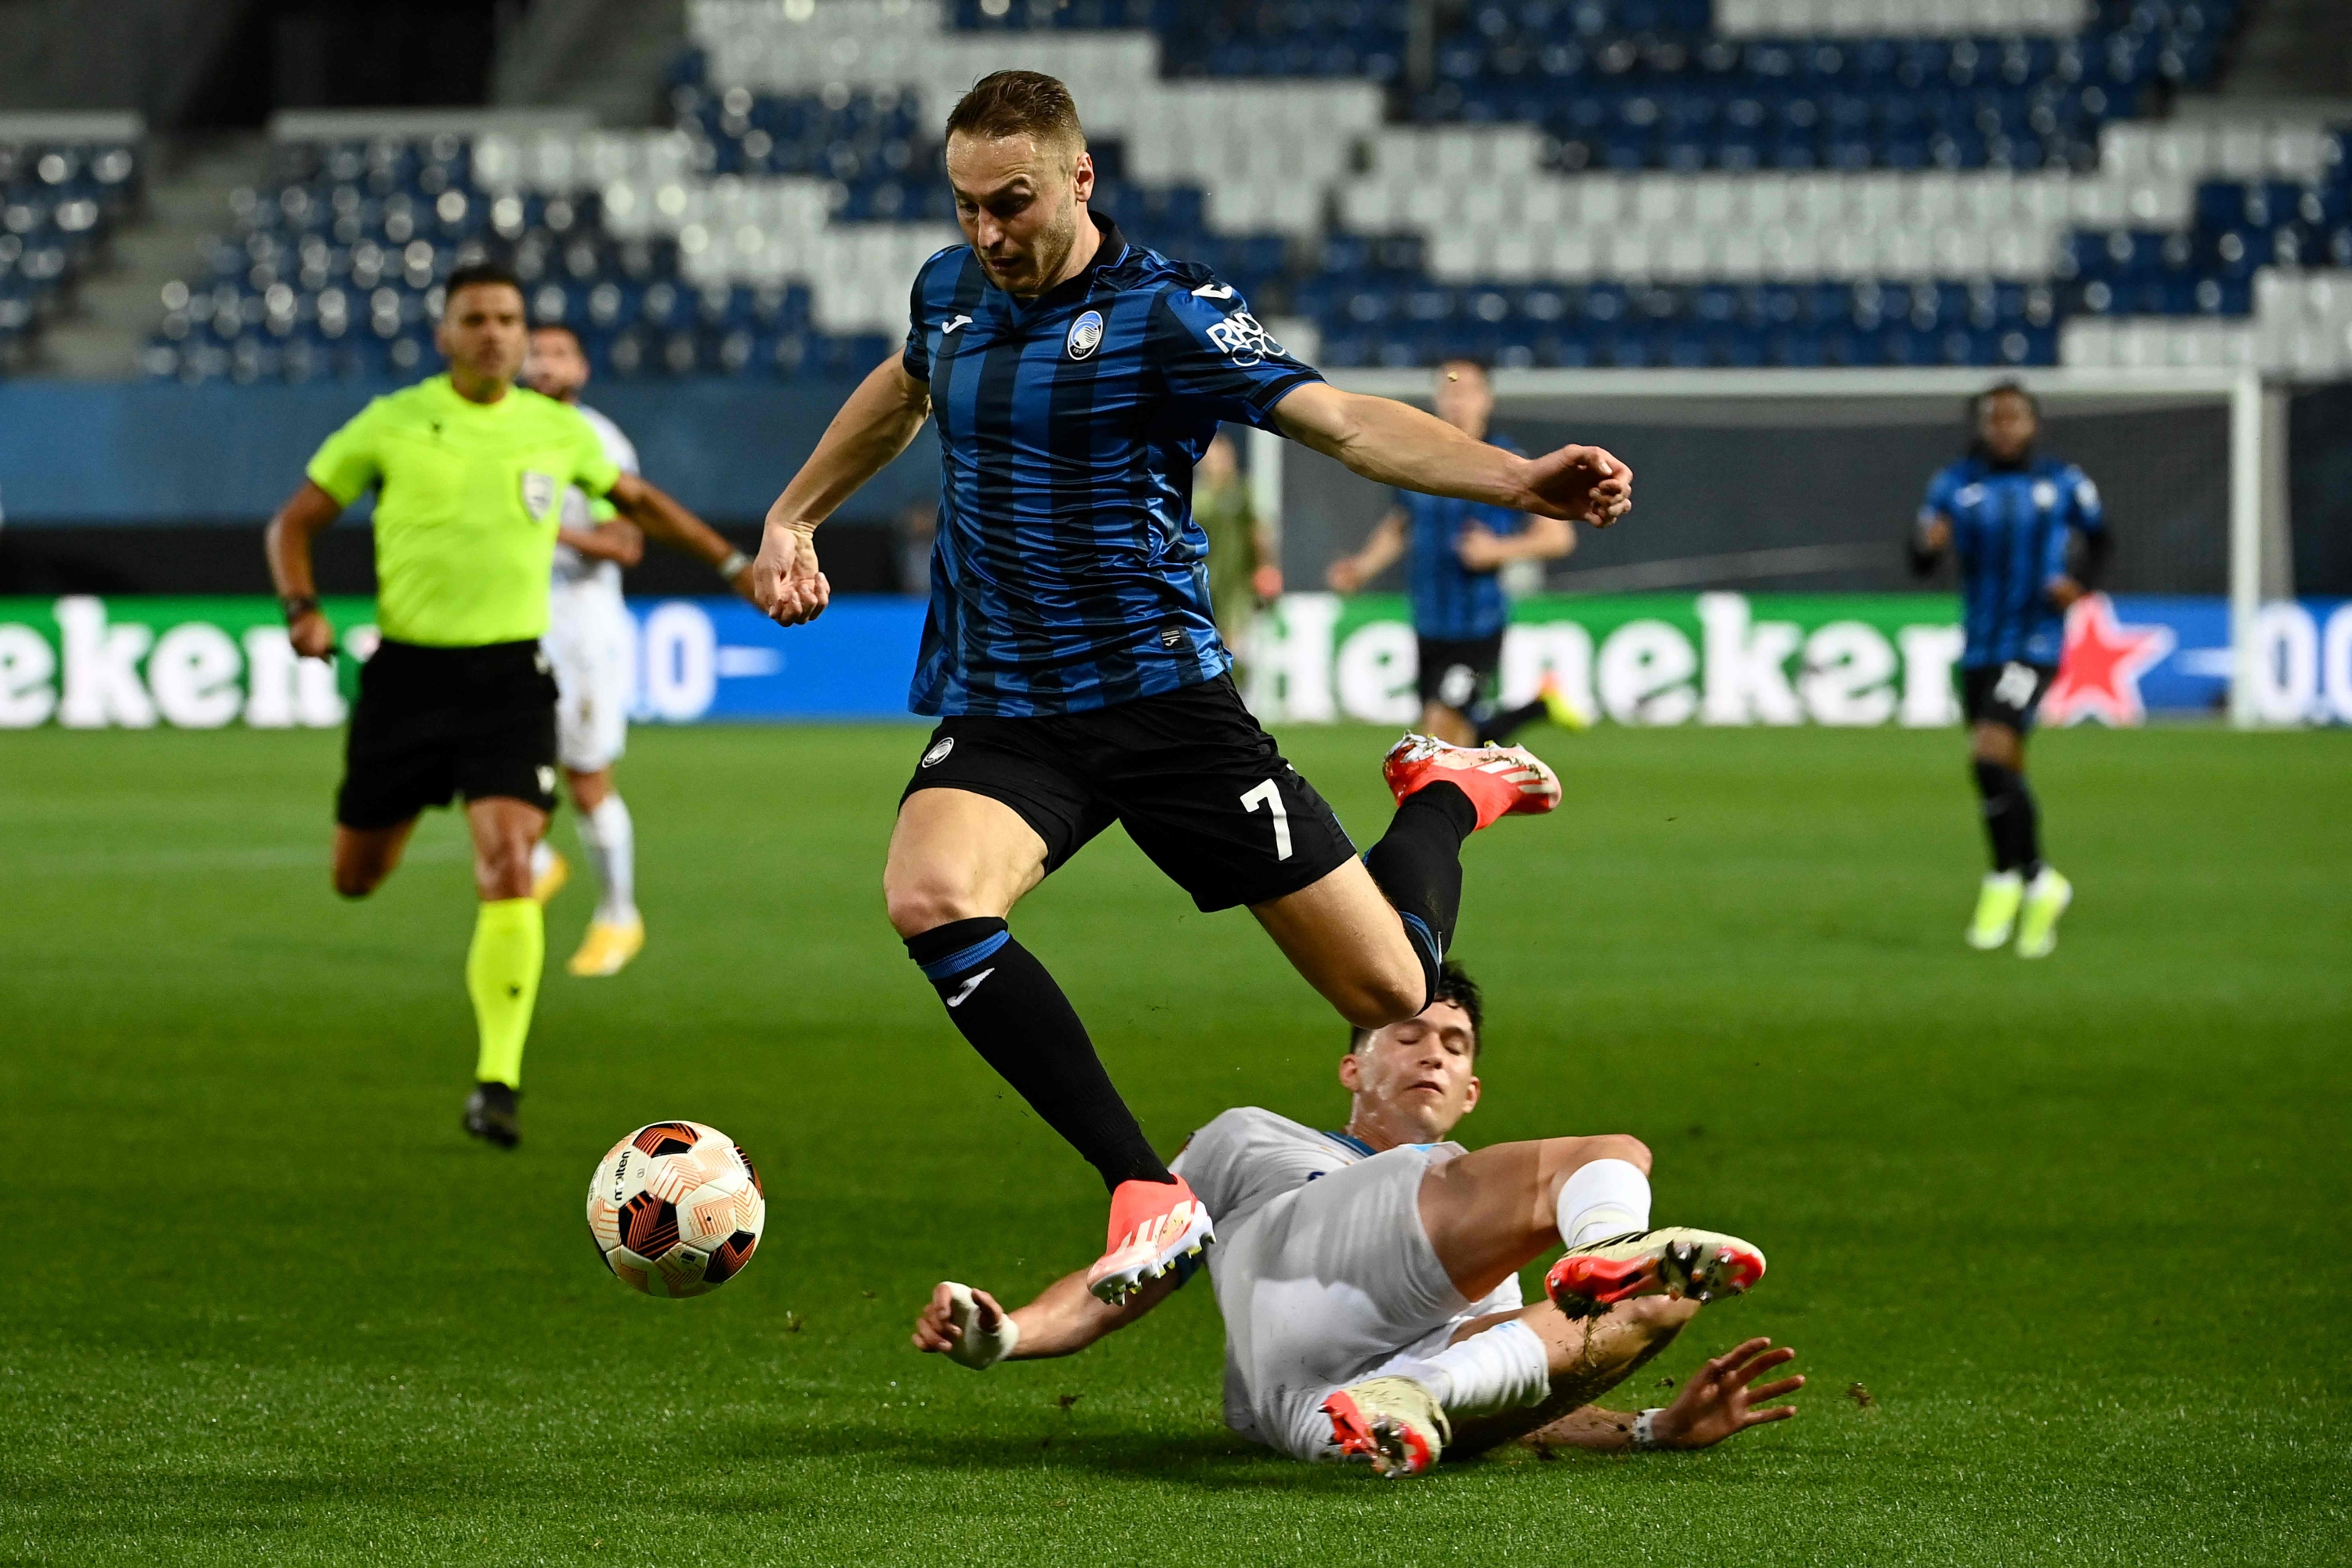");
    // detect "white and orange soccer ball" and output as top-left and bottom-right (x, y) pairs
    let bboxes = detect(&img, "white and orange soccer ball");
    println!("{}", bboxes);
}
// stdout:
(586, 1121), (766, 1298)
